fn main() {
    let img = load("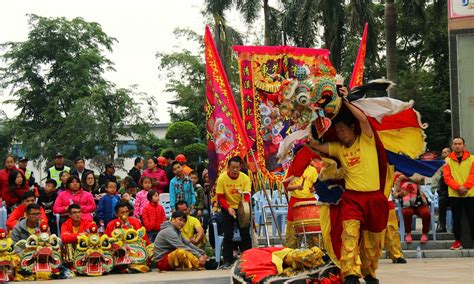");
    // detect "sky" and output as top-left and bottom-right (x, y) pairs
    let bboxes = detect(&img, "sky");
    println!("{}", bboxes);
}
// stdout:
(0, 0), (262, 123)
